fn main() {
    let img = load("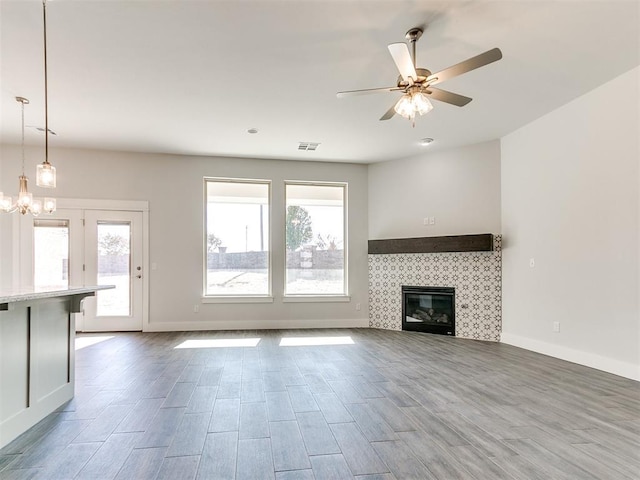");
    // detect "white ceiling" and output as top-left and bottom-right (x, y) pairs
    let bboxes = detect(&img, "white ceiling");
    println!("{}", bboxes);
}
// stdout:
(1, 0), (638, 164)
